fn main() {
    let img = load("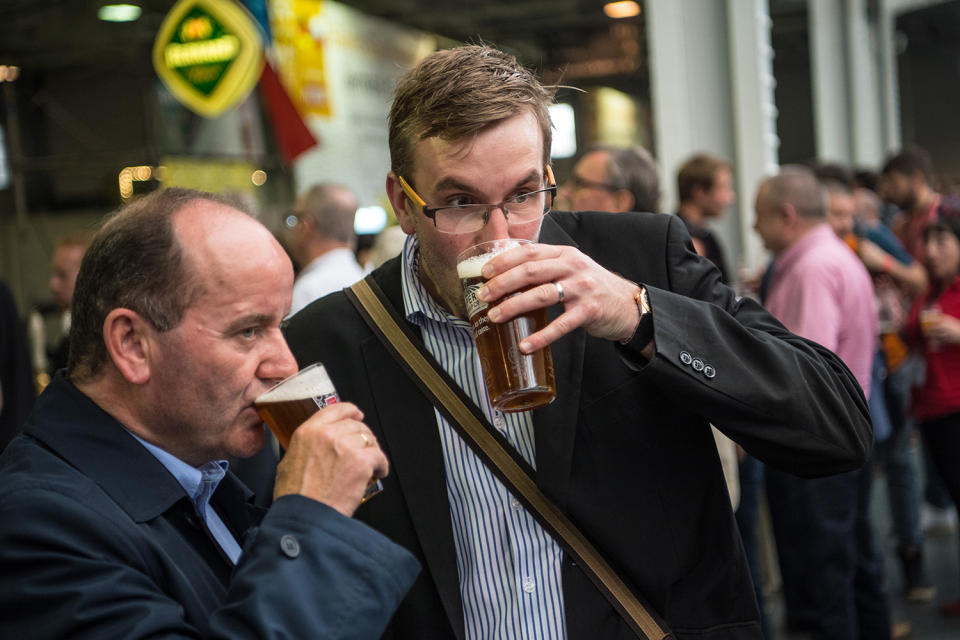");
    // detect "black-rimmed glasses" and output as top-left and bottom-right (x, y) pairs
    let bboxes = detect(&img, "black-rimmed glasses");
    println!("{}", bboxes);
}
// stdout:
(398, 166), (557, 234)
